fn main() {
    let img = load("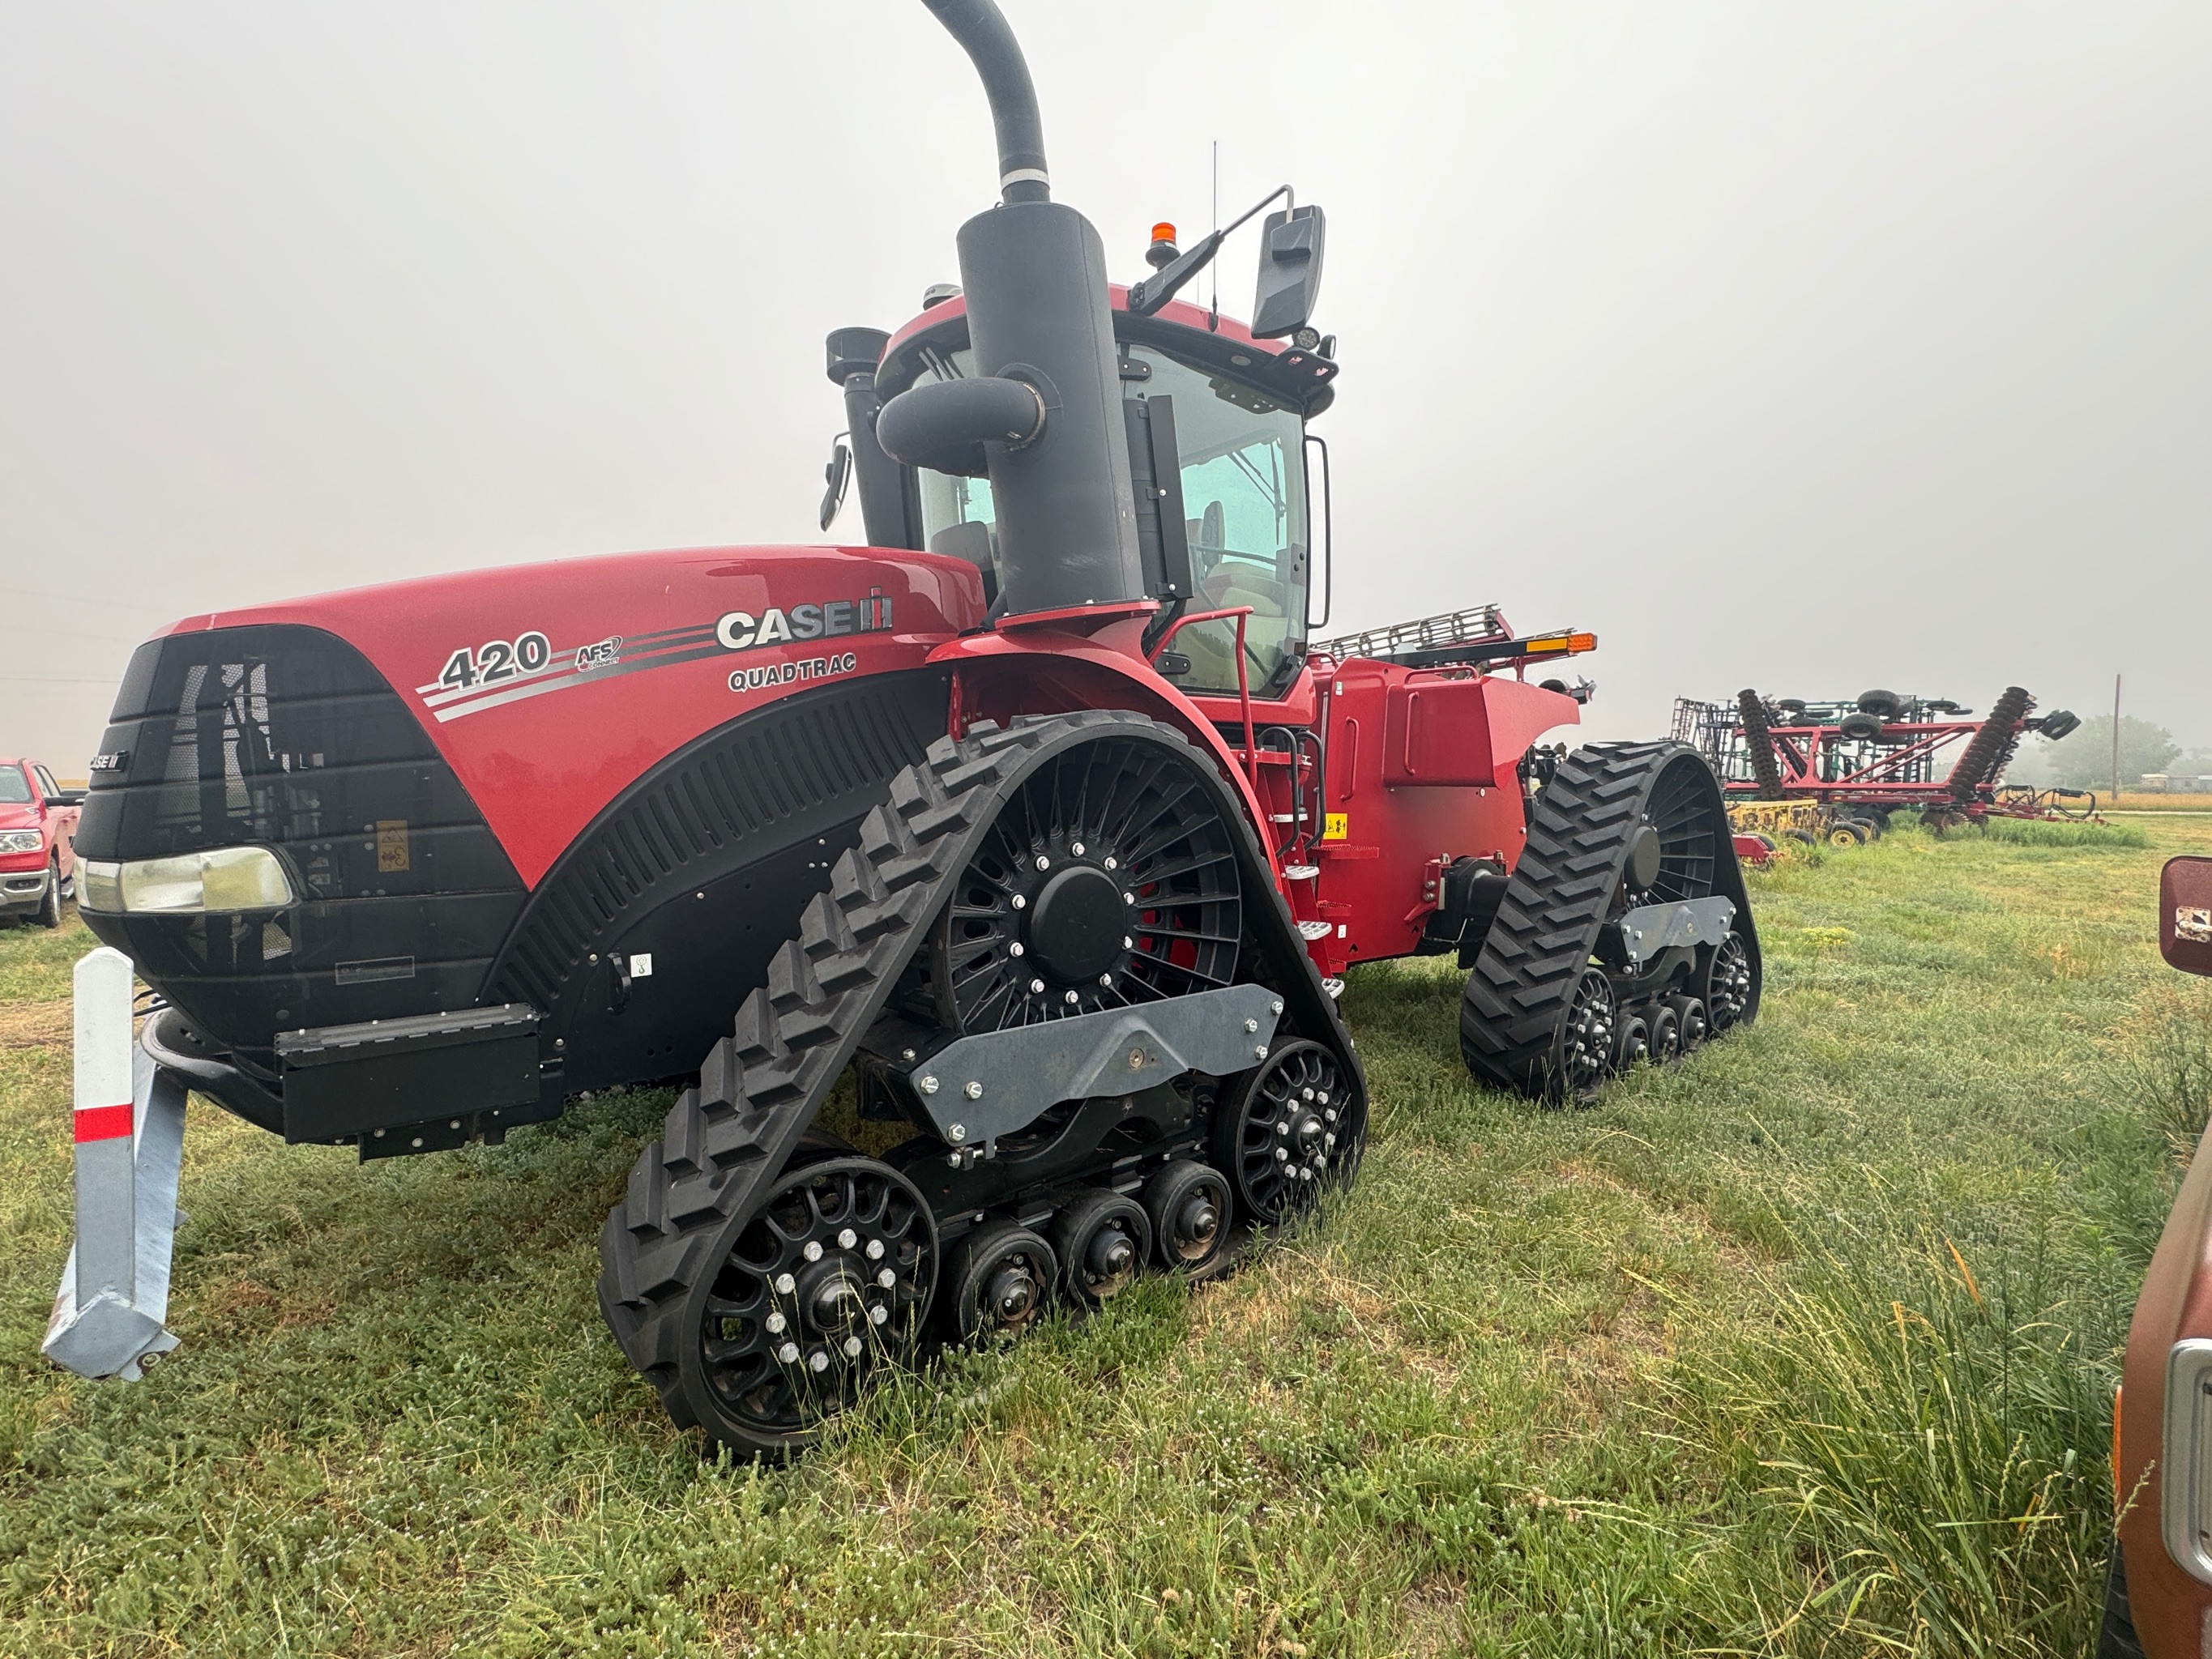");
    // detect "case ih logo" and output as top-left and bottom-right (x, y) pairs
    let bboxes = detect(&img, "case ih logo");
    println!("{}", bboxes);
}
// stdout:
(714, 589), (892, 653)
